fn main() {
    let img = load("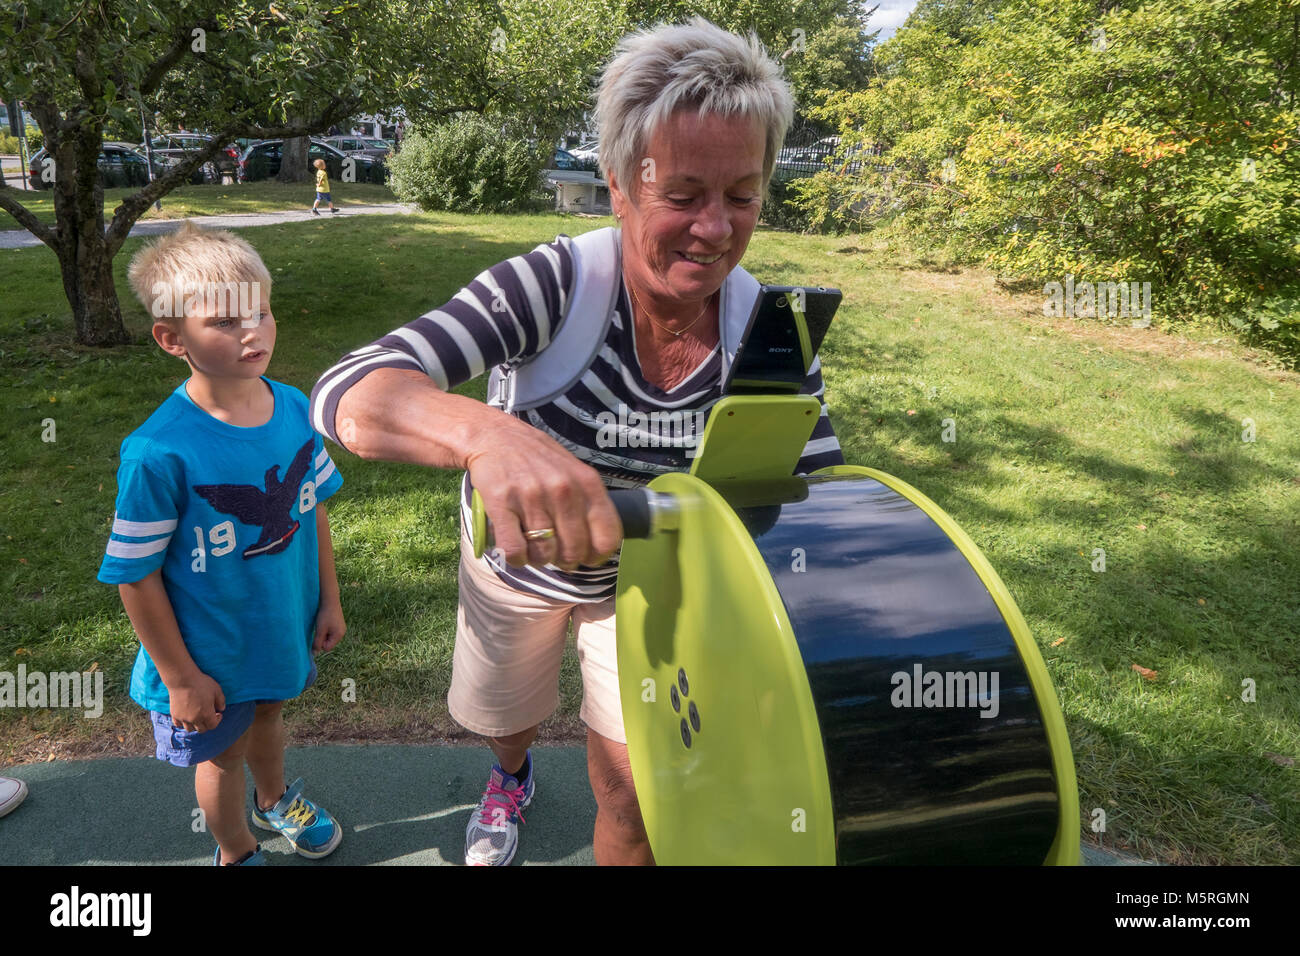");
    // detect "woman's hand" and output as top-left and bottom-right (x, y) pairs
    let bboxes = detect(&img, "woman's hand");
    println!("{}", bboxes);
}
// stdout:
(465, 413), (623, 569)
